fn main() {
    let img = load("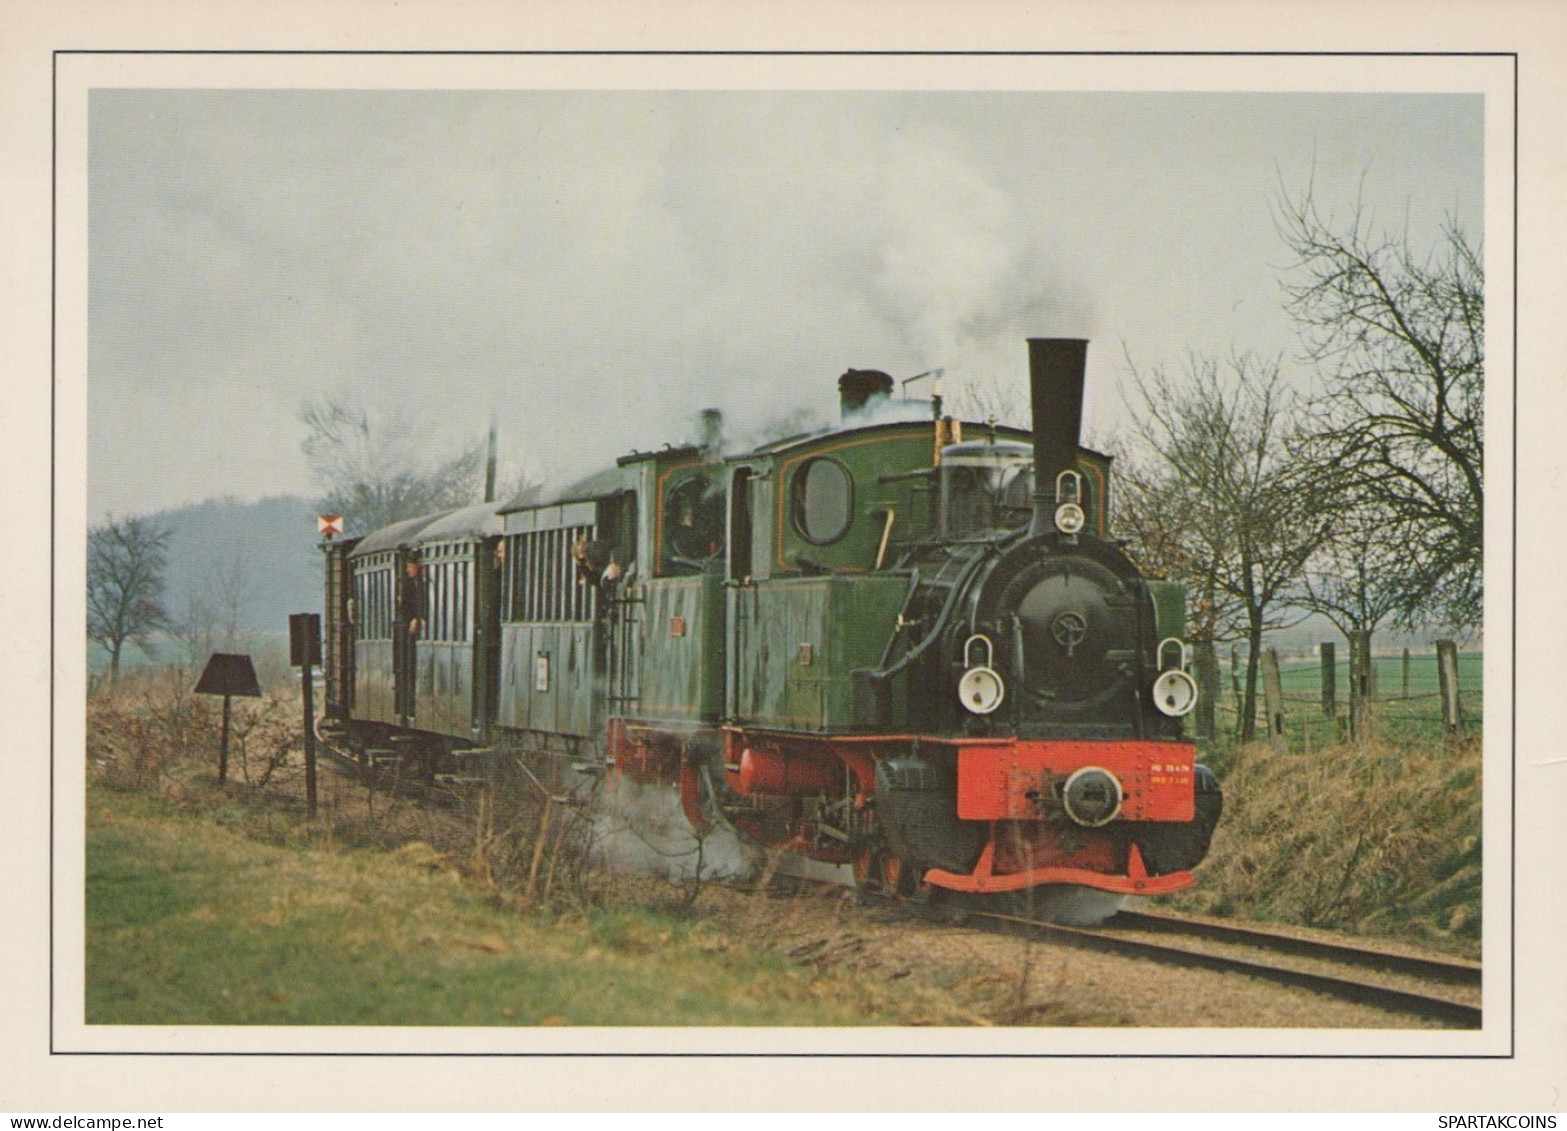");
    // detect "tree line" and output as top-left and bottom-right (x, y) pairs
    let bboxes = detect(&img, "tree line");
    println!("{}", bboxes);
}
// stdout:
(1114, 186), (1482, 741)
(87, 514), (291, 686)
(88, 404), (514, 686)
